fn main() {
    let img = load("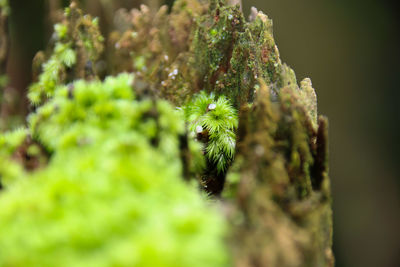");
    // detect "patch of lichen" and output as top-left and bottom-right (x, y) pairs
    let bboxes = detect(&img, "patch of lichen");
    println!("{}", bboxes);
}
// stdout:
(29, 1), (104, 105)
